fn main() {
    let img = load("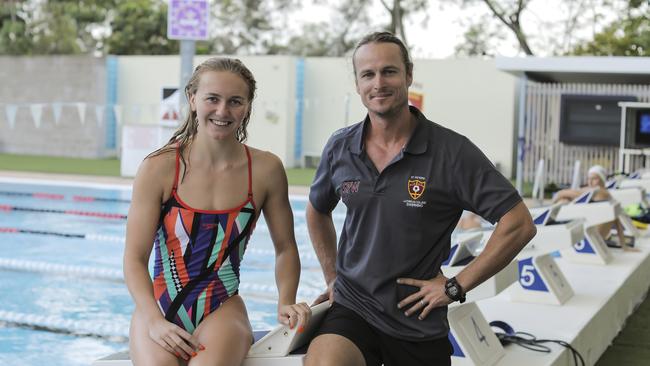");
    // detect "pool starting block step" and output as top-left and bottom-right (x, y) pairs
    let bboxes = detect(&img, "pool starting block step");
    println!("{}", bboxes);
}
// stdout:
(555, 198), (624, 264)
(509, 254), (574, 305)
(449, 302), (504, 366)
(506, 204), (582, 305)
